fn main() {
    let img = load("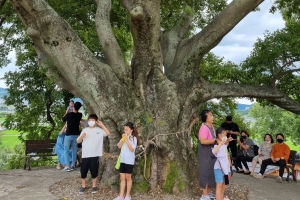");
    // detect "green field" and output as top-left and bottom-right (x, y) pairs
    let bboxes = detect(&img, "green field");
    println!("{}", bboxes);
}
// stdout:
(1, 129), (21, 148)
(285, 141), (300, 152)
